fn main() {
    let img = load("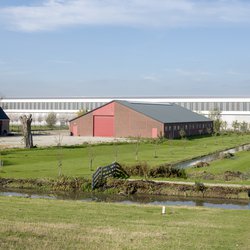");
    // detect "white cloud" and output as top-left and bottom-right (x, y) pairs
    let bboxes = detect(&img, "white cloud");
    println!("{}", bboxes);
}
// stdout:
(0, 0), (250, 32)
